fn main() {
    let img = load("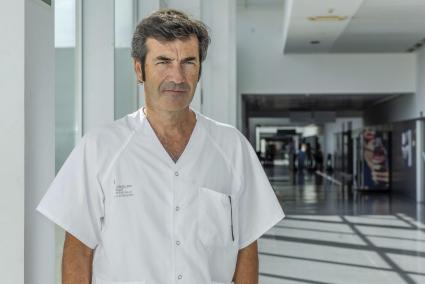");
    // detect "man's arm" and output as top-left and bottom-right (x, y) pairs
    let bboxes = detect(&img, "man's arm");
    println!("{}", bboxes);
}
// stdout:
(62, 232), (94, 284)
(232, 240), (259, 284)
